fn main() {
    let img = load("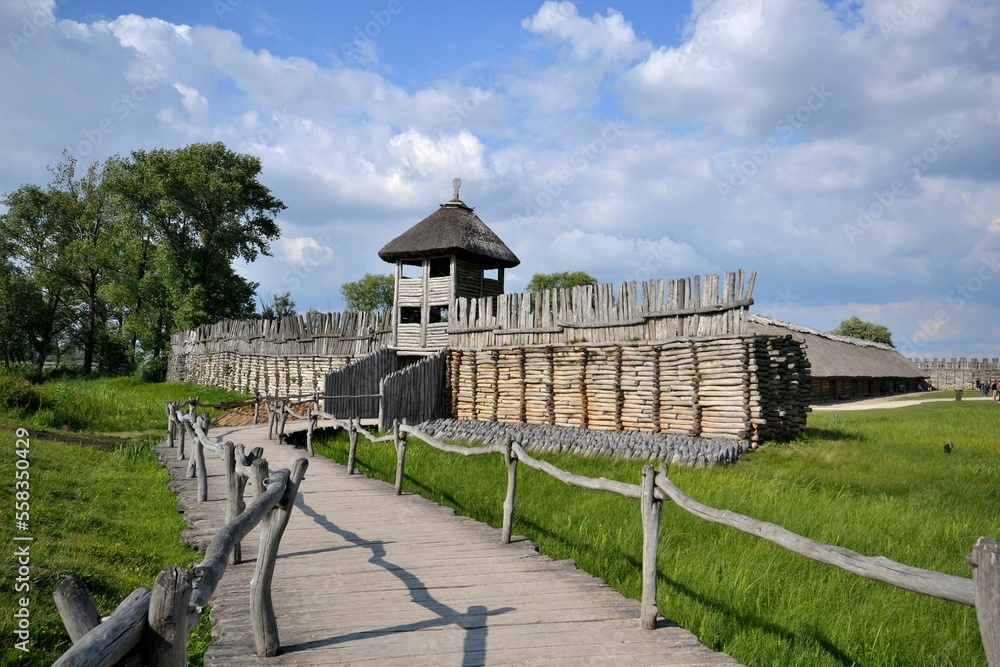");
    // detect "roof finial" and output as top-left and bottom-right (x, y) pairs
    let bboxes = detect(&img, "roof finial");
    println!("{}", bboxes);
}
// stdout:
(452, 177), (462, 202)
